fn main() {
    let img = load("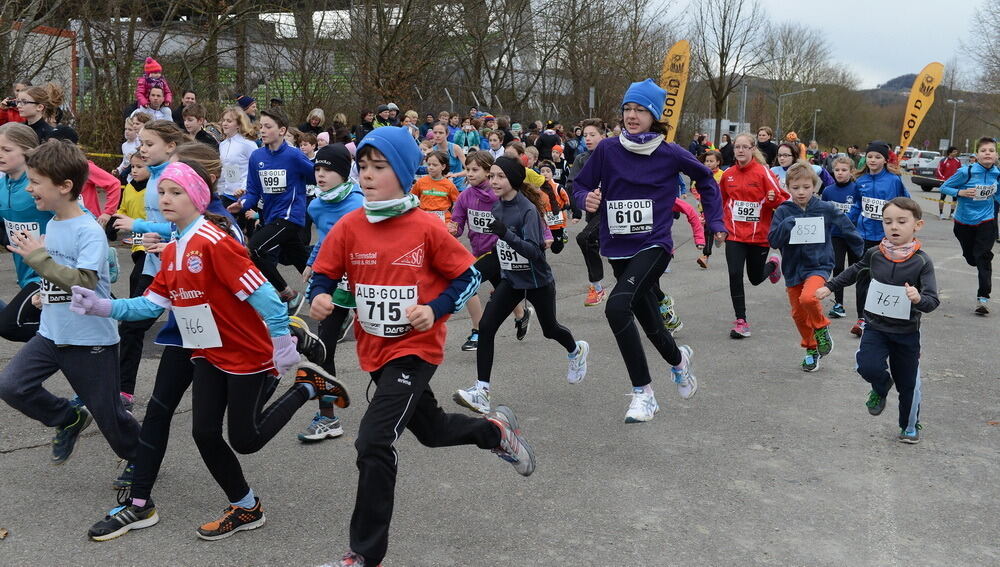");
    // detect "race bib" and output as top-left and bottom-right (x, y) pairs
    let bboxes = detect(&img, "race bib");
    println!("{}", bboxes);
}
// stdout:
(259, 169), (287, 194)
(789, 216), (825, 244)
(39, 279), (71, 305)
(355, 284), (417, 337)
(860, 196), (886, 220)
(545, 210), (563, 227)
(865, 279), (910, 320)
(973, 184), (997, 201)
(174, 304), (224, 349)
(732, 200), (761, 222)
(224, 165), (240, 183)
(4, 219), (40, 242)
(607, 199), (653, 234)
(496, 240), (530, 271)
(832, 201), (852, 213)
(431, 210), (446, 223)
(468, 209), (495, 233)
